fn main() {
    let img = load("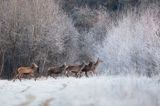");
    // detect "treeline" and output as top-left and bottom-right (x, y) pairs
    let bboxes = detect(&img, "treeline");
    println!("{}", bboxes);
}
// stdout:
(60, 0), (160, 33)
(0, 0), (159, 79)
(61, 0), (160, 11)
(0, 0), (101, 79)
(0, 0), (82, 79)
